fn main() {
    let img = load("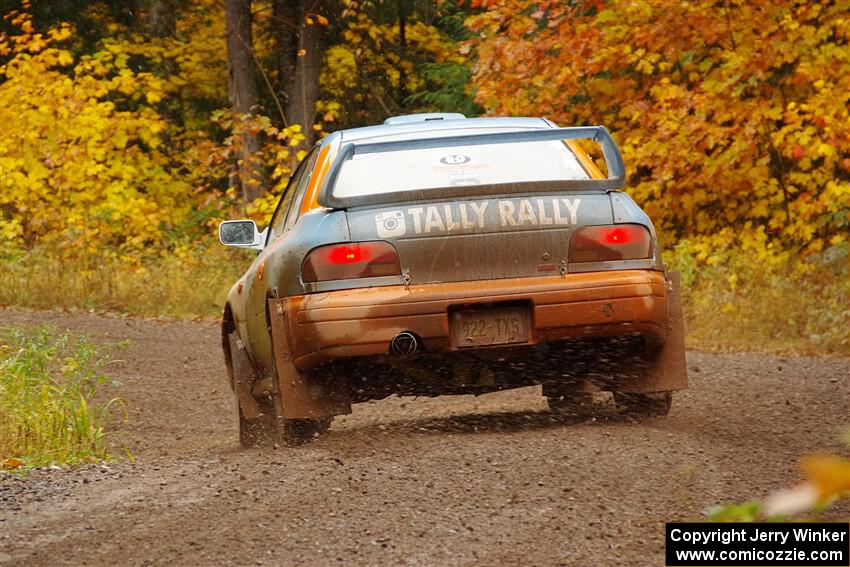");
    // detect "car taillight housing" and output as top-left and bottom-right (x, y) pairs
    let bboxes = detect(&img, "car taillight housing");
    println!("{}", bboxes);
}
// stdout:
(569, 224), (652, 263)
(302, 242), (402, 283)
